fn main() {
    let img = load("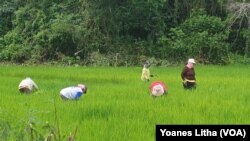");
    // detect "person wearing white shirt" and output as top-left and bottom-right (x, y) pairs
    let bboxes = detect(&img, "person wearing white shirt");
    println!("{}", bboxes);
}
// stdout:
(60, 84), (87, 100)
(18, 77), (39, 93)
